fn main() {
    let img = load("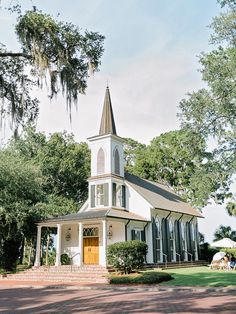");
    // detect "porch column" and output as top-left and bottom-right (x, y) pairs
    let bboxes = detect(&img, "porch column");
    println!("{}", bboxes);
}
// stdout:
(78, 222), (83, 266)
(34, 225), (42, 266)
(55, 224), (62, 266)
(102, 220), (107, 267)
